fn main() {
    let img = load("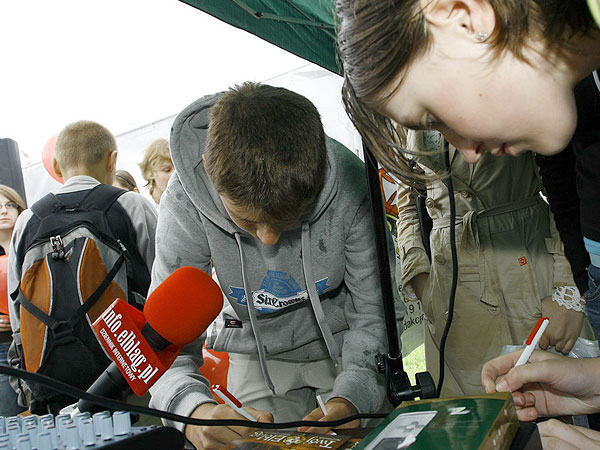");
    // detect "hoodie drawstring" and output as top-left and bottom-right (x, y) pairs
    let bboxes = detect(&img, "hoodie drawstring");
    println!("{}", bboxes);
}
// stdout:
(301, 223), (339, 365)
(233, 225), (339, 395)
(234, 233), (276, 395)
